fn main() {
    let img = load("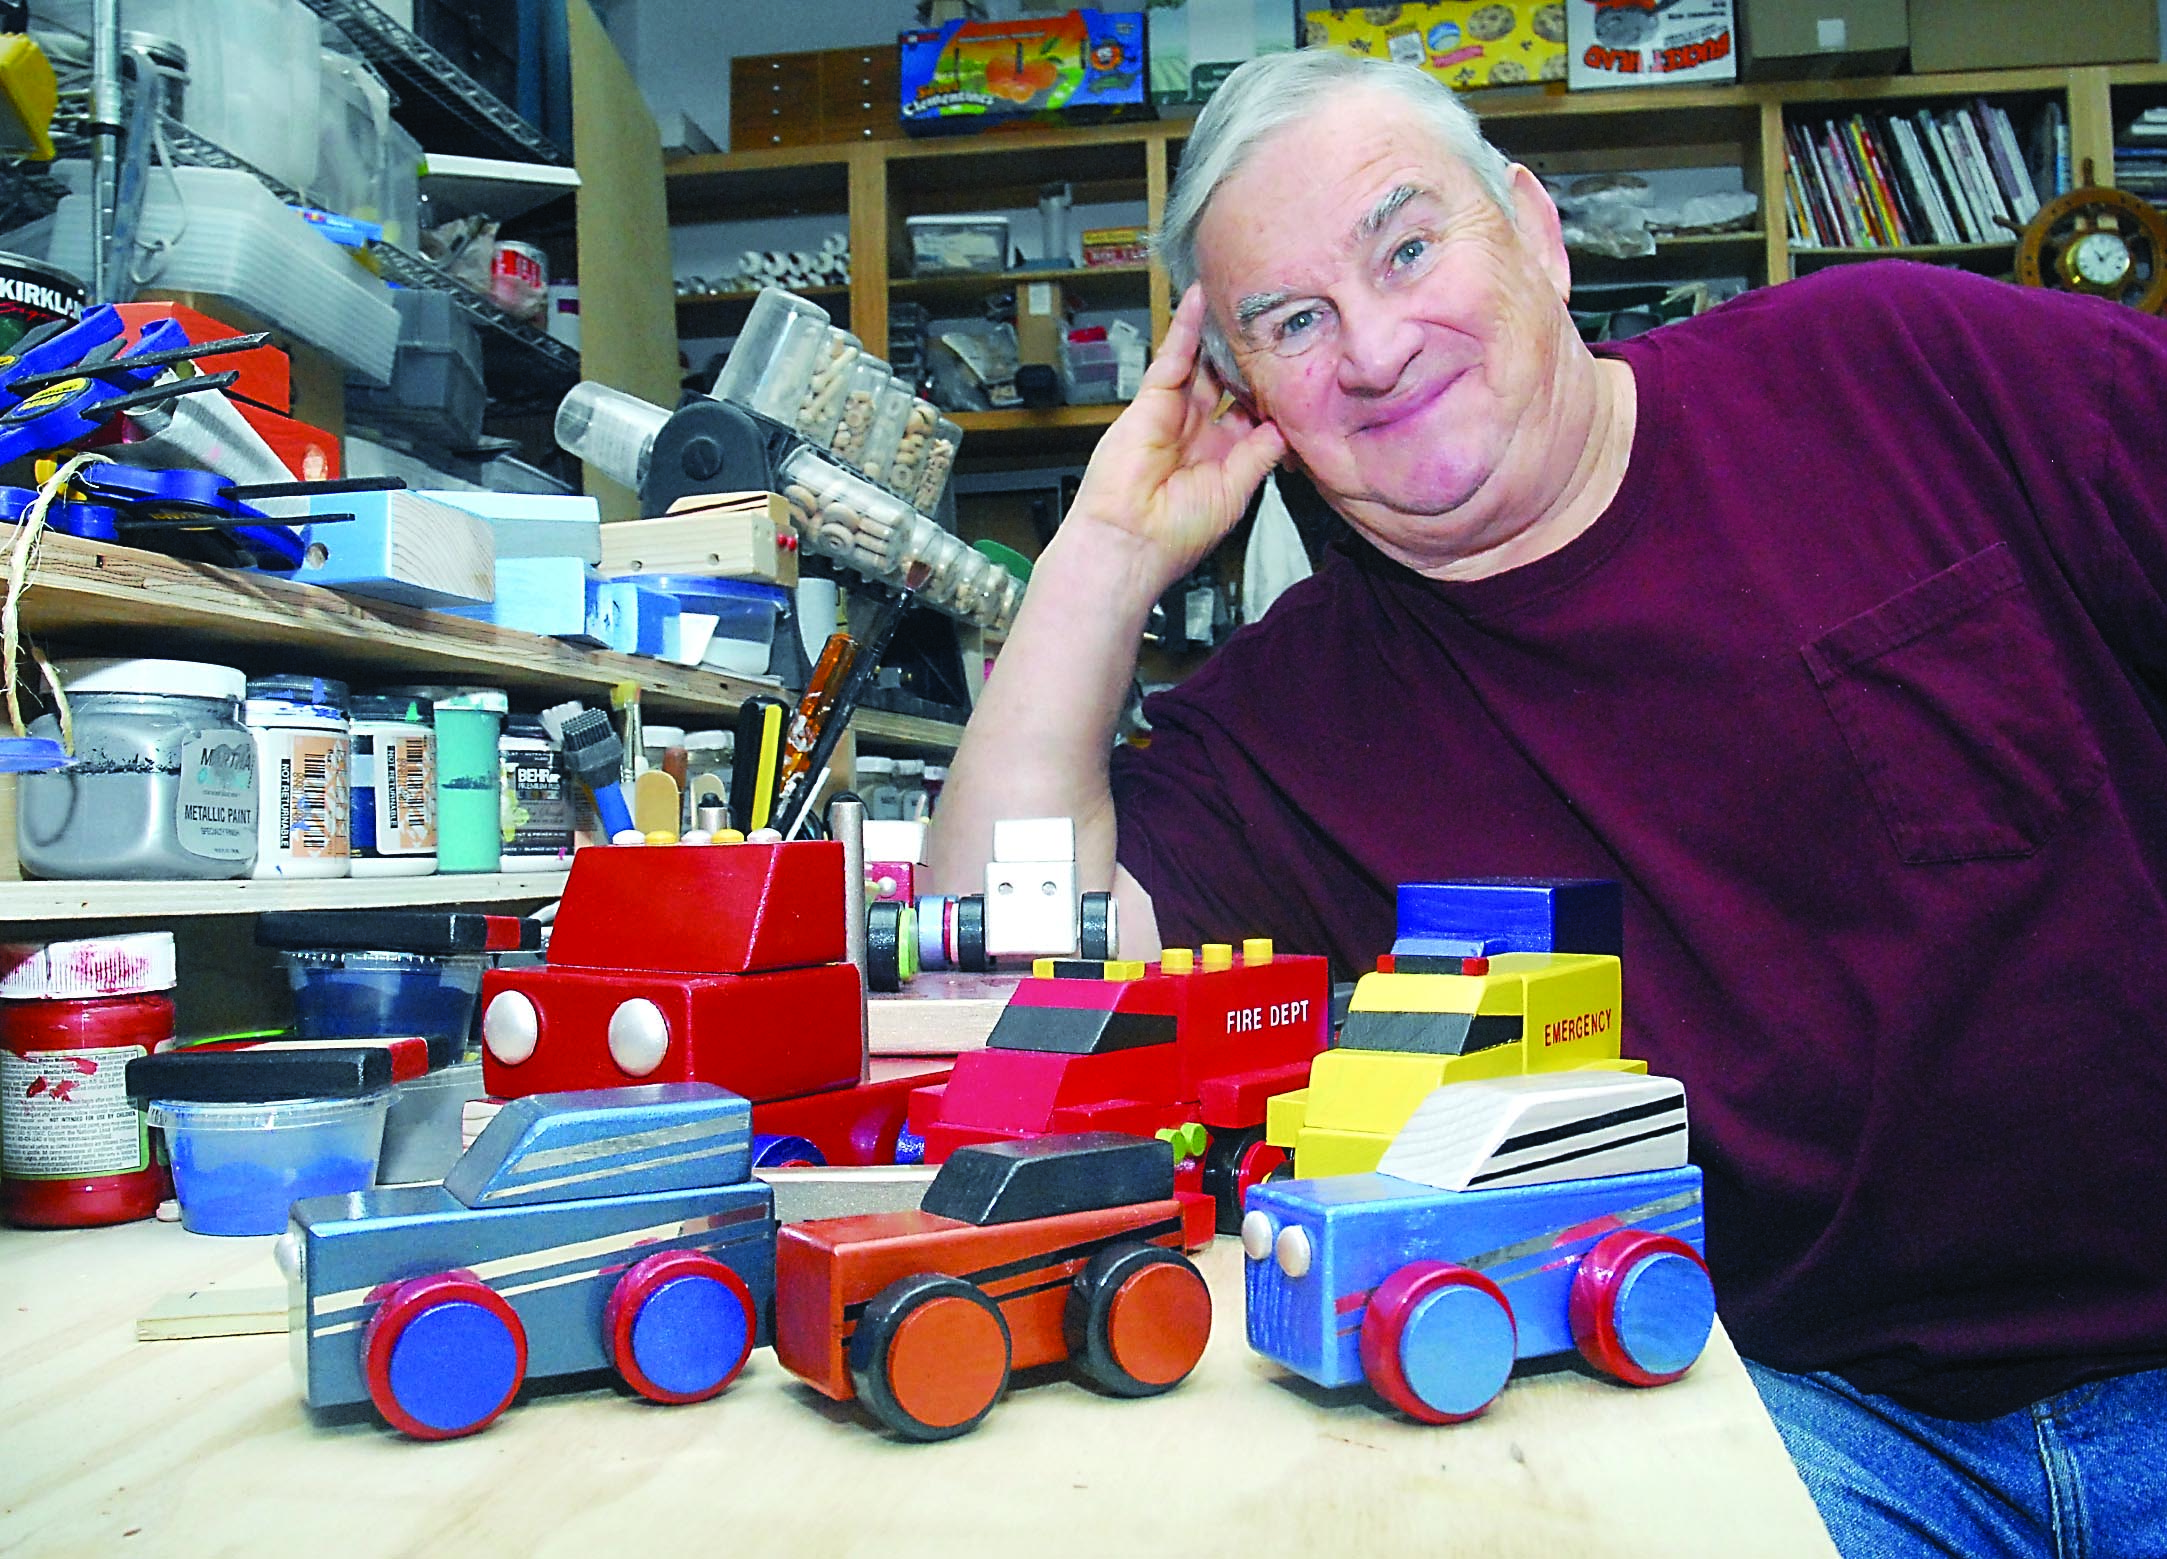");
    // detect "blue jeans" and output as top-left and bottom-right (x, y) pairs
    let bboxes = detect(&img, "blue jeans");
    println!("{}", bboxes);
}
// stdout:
(1746, 1360), (2167, 1559)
